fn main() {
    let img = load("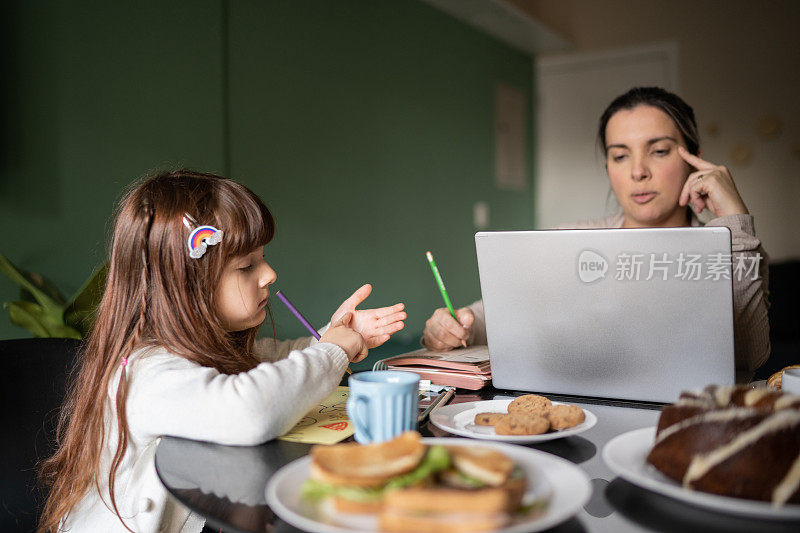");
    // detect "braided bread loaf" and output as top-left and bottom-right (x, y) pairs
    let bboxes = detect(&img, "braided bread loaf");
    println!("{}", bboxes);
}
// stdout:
(647, 385), (800, 505)
(767, 364), (800, 389)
